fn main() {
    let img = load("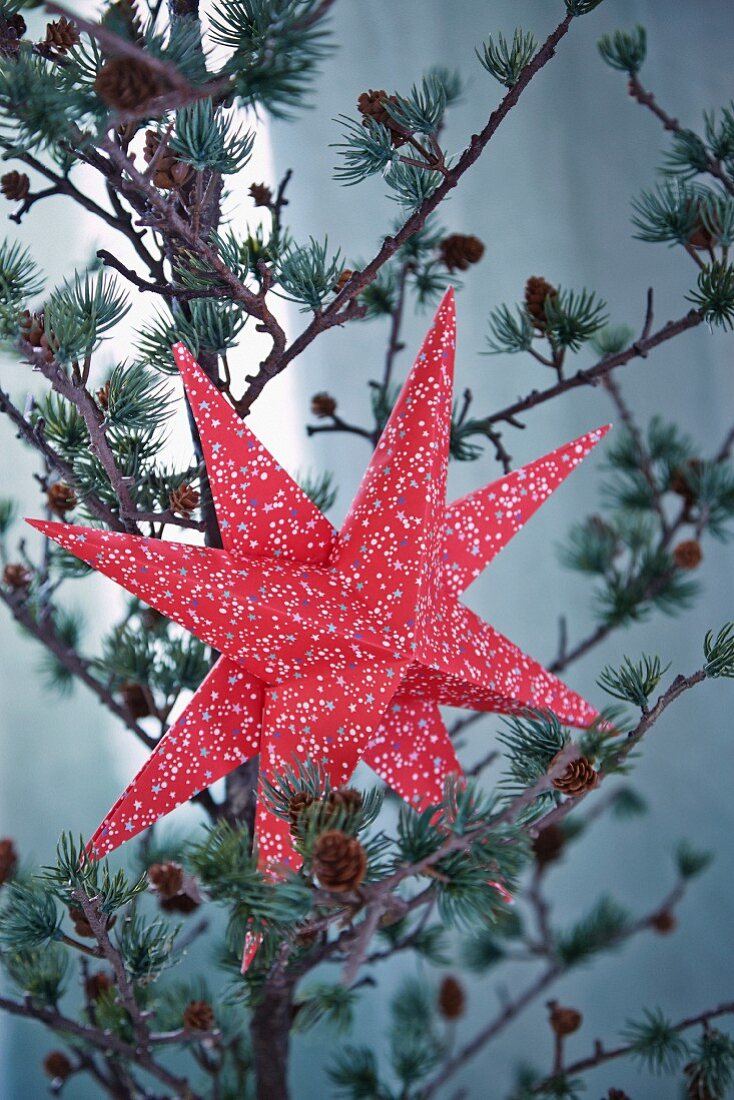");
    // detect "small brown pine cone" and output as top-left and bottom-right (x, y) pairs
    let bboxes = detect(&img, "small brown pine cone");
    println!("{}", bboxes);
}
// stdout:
(669, 458), (703, 505)
(3, 563), (32, 590)
(84, 969), (113, 1002)
(313, 830), (367, 893)
(0, 13), (26, 59)
(439, 234), (485, 273)
(548, 1001), (583, 1036)
(550, 753), (599, 797)
(525, 275), (558, 330)
(357, 89), (407, 147)
(607, 1090), (631, 1100)
(96, 380), (111, 410)
(94, 57), (167, 112)
(183, 1000), (215, 1031)
(650, 909), (677, 934)
(685, 1062), (716, 1100)
(532, 823), (566, 867)
(333, 268), (353, 293)
(249, 182), (273, 207)
(1, 170), (30, 202)
(148, 861), (184, 900)
(325, 787), (364, 817)
(19, 309), (45, 347)
(288, 790), (316, 839)
(688, 210), (717, 251)
(46, 482), (77, 517)
(169, 483), (200, 517)
(43, 1051), (73, 1081)
(143, 129), (193, 190)
(161, 891), (201, 914)
(673, 539), (703, 571)
(69, 907), (116, 938)
(0, 837), (18, 885)
(438, 975), (466, 1020)
(119, 681), (152, 719)
(311, 392), (337, 419)
(68, 906), (94, 938)
(44, 17), (80, 52)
